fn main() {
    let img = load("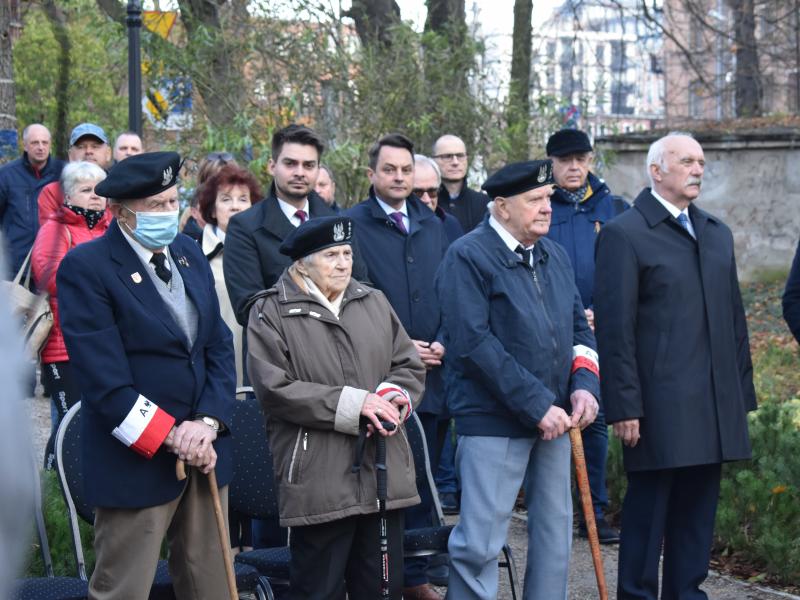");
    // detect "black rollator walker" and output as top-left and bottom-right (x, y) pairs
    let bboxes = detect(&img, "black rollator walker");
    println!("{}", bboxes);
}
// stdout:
(353, 417), (397, 599)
